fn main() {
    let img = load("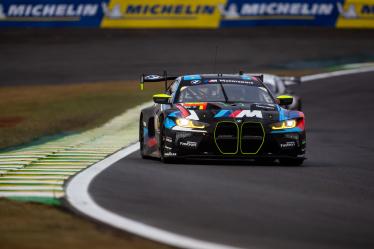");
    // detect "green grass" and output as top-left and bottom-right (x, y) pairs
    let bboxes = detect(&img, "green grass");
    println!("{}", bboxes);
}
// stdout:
(0, 199), (172, 249)
(0, 81), (163, 150)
